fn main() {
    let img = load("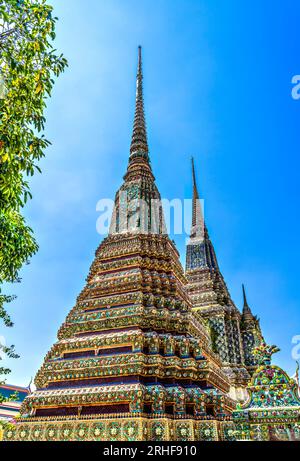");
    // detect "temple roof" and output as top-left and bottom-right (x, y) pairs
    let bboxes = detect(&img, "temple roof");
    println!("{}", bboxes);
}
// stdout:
(0, 384), (29, 401)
